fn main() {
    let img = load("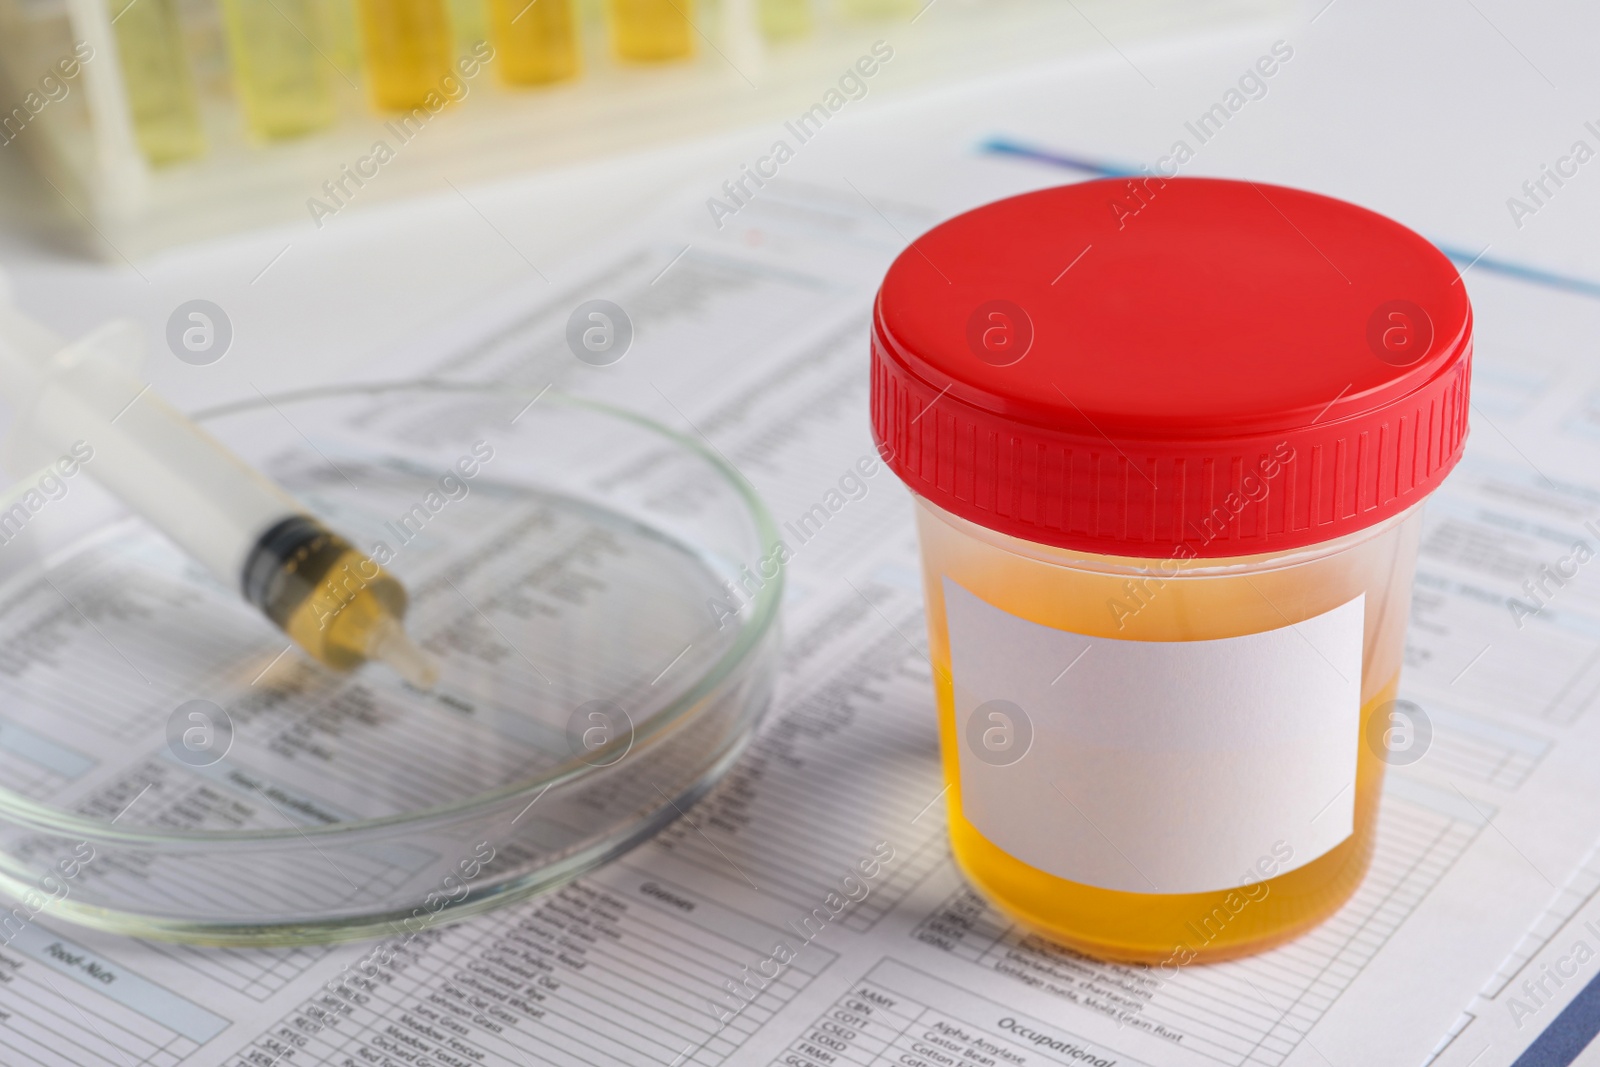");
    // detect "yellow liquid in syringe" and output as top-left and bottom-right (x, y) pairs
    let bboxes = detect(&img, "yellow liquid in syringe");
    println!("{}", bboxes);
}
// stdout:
(278, 548), (409, 672)
(253, 523), (435, 686)
(220, 0), (335, 139)
(357, 0), (455, 109)
(607, 0), (694, 61)
(491, 0), (579, 84)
